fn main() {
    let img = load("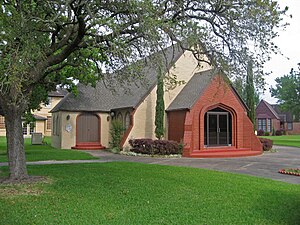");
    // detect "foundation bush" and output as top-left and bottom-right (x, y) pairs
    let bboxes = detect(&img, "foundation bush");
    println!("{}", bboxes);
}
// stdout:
(128, 139), (182, 155)
(259, 138), (273, 151)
